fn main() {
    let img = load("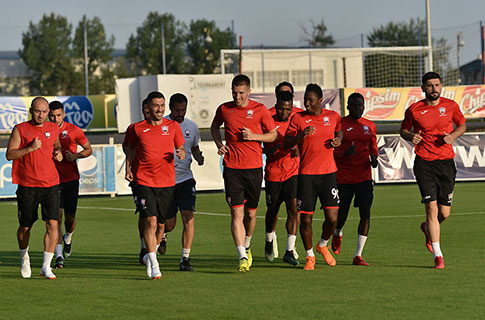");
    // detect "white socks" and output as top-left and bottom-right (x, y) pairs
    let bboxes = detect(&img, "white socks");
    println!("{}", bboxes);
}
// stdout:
(55, 244), (63, 259)
(236, 245), (247, 260)
(42, 251), (54, 269)
(265, 232), (275, 242)
(64, 232), (73, 245)
(286, 234), (296, 252)
(335, 228), (343, 237)
(431, 242), (443, 258)
(20, 247), (31, 278)
(244, 236), (252, 248)
(318, 239), (329, 247)
(306, 248), (315, 257)
(181, 248), (191, 262)
(355, 235), (367, 257)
